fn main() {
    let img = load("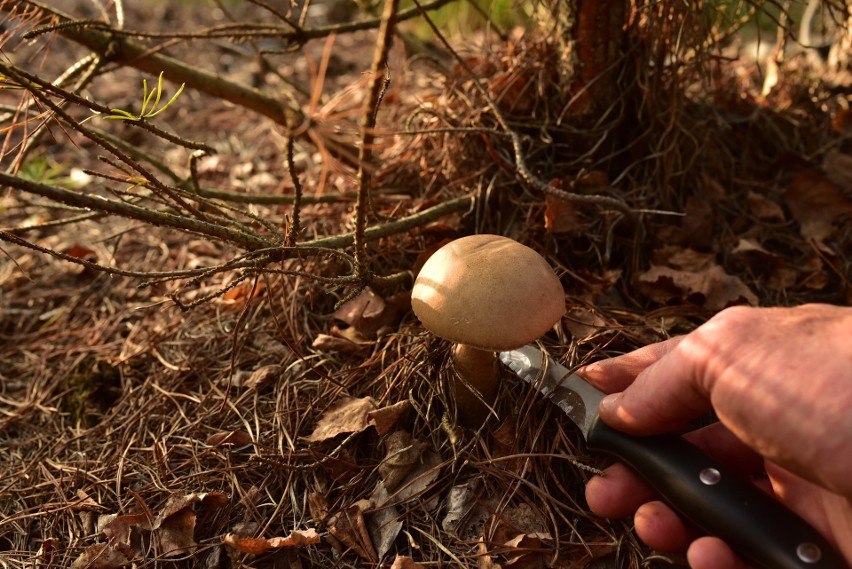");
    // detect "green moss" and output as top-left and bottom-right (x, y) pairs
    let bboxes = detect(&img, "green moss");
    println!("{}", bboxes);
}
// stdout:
(61, 360), (123, 428)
